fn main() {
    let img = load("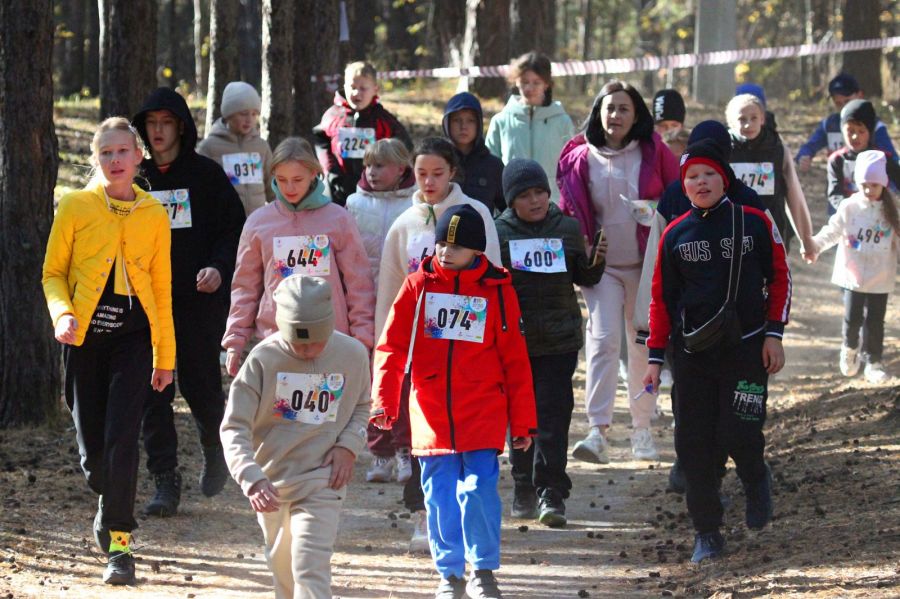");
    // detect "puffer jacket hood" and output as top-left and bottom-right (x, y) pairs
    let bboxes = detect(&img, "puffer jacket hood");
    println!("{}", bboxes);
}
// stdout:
(442, 92), (486, 148)
(356, 166), (417, 194)
(133, 87), (199, 154)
